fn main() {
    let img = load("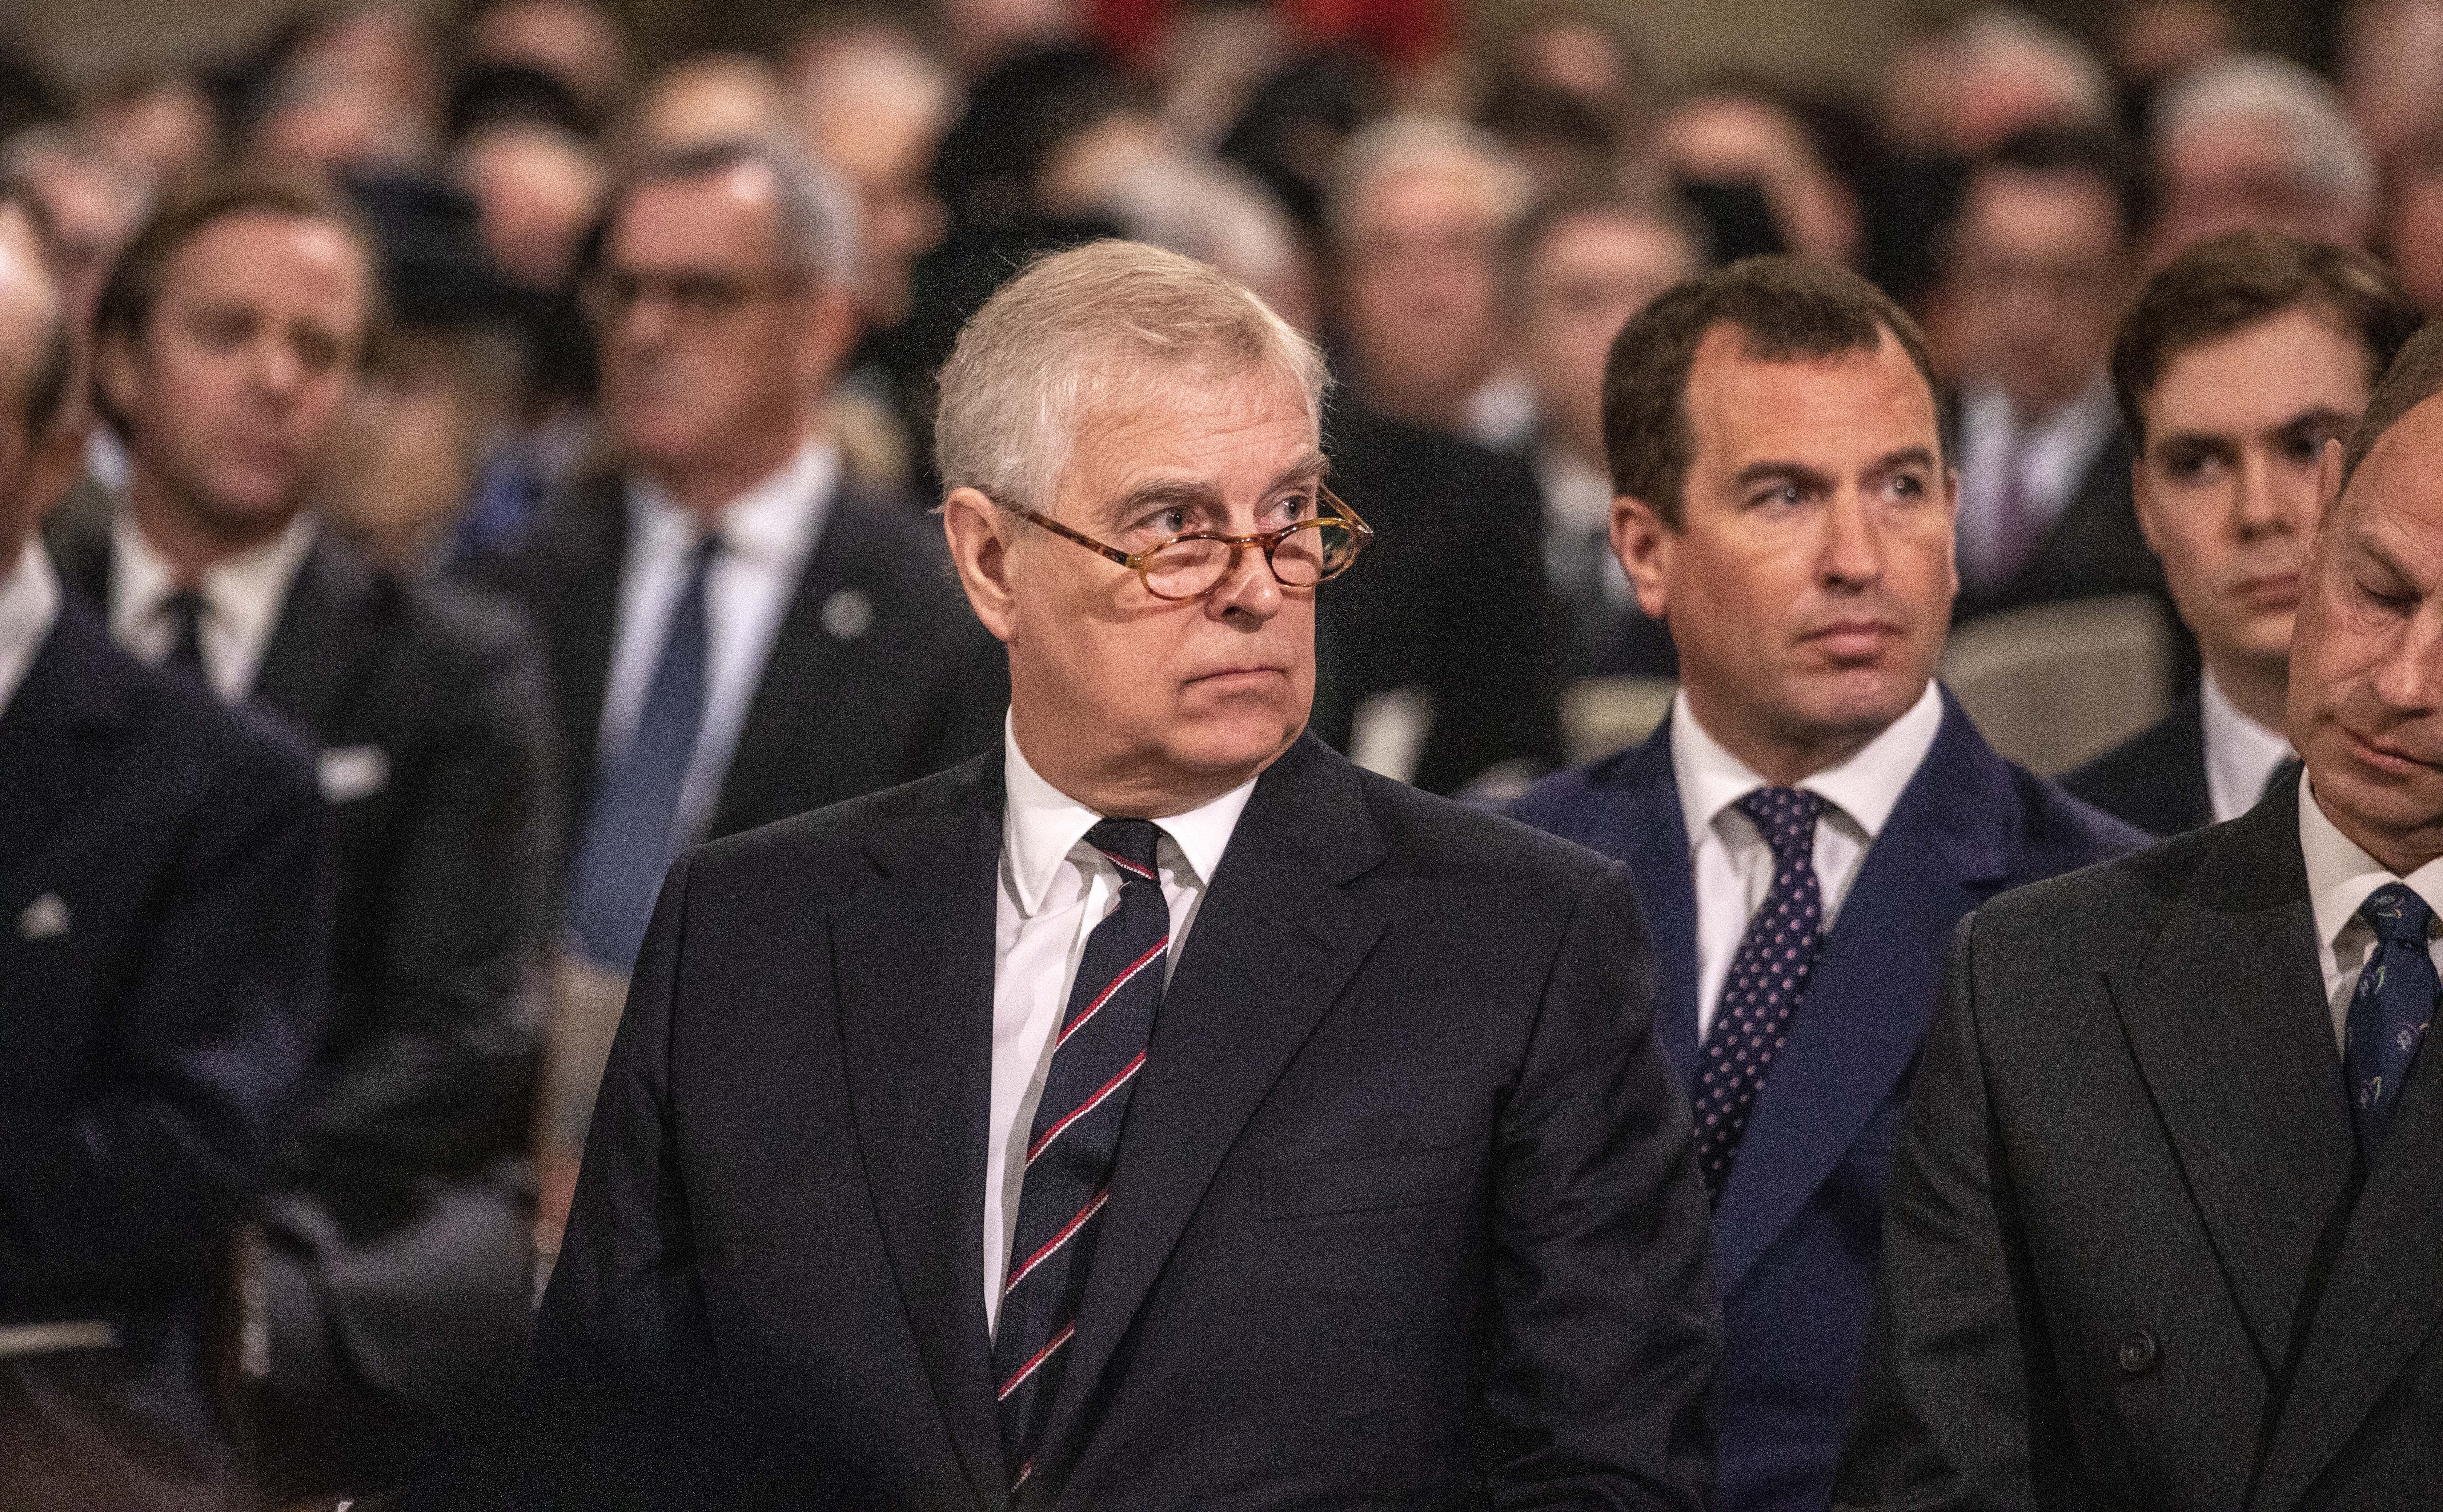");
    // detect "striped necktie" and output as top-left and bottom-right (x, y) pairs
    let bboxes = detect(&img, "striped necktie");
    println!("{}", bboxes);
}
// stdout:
(994, 818), (1170, 1495)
